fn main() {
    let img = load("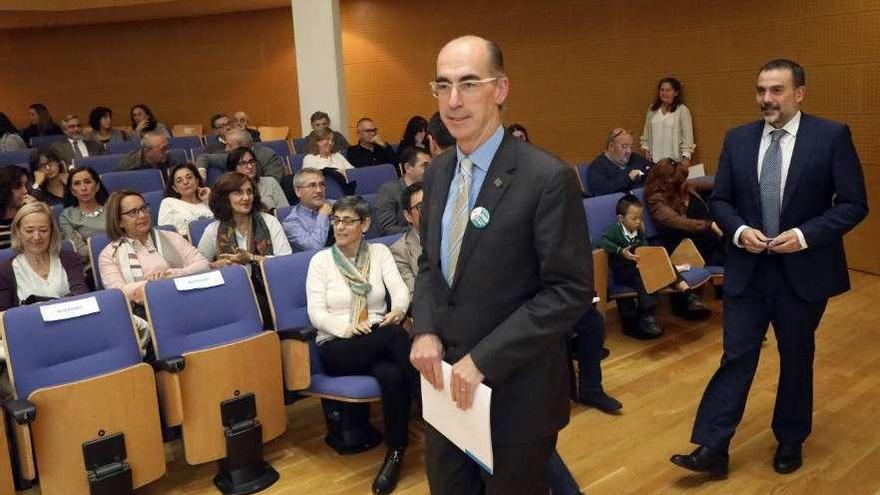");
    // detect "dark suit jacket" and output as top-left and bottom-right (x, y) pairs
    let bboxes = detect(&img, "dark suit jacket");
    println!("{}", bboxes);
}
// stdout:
(710, 114), (868, 303)
(49, 138), (104, 163)
(0, 250), (88, 311)
(412, 134), (593, 445)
